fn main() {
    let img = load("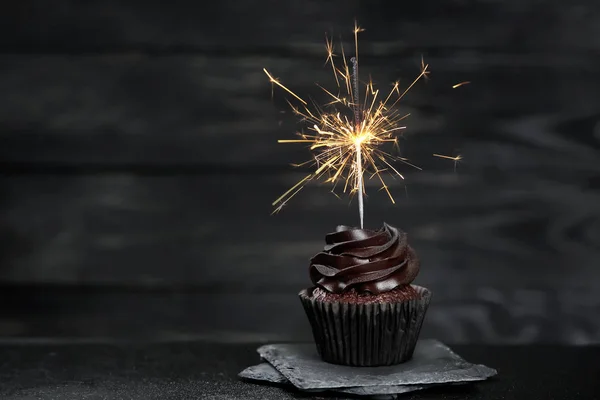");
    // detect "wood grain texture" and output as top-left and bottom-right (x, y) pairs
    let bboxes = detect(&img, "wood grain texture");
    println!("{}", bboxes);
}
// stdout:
(0, 284), (597, 344)
(0, 53), (598, 166)
(1, 0), (599, 345)
(1, 0), (599, 52)
(1, 171), (598, 288)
